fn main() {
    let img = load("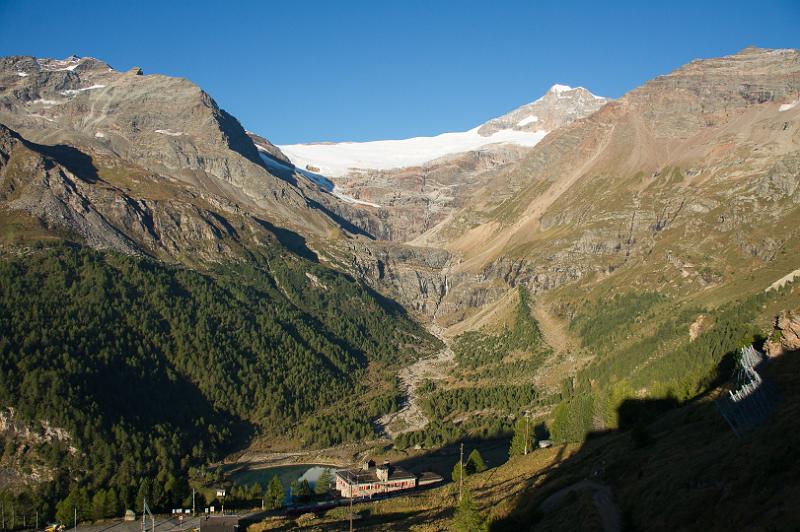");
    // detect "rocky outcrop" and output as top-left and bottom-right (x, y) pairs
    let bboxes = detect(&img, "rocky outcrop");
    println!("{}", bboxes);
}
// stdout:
(0, 407), (71, 446)
(342, 240), (453, 315)
(765, 309), (800, 357)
